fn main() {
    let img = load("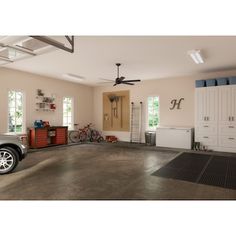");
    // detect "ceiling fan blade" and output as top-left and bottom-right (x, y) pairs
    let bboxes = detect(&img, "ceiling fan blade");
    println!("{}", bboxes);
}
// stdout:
(122, 82), (134, 85)
(122, 80), (141, 82)
(119, 76), (125, 81)
(113, 83), (117, 86)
